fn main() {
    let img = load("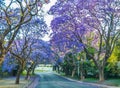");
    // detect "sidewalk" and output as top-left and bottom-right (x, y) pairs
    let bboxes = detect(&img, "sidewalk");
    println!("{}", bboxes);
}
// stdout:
(26, 75), (40, 88)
